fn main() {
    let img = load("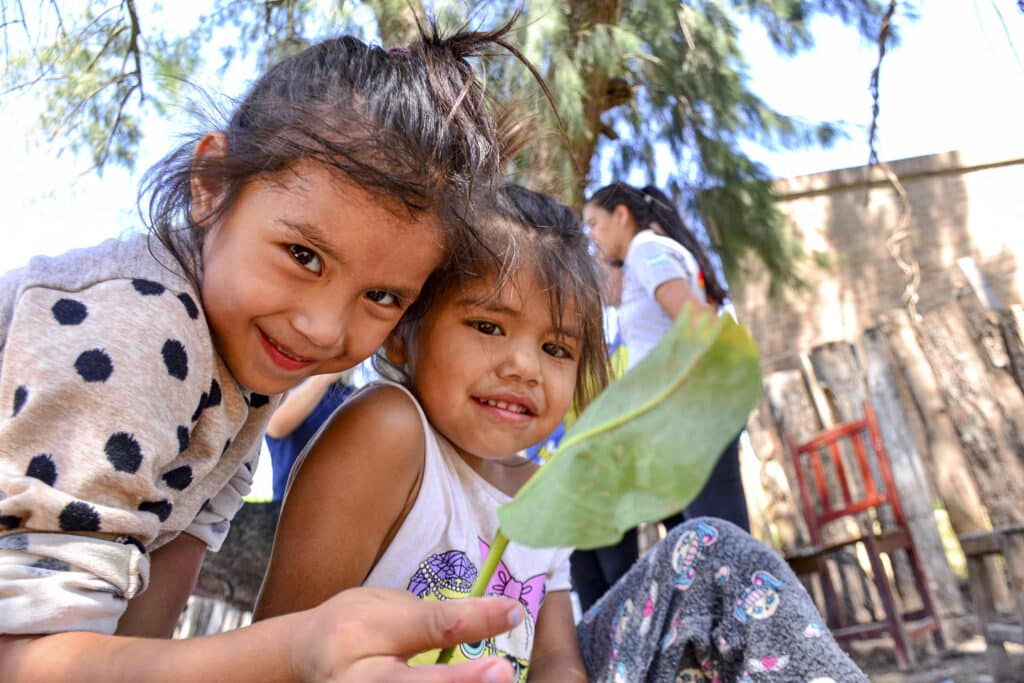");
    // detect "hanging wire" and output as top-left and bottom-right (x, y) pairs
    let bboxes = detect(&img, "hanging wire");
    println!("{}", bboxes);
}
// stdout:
(867, 0), (921, 323)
